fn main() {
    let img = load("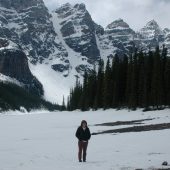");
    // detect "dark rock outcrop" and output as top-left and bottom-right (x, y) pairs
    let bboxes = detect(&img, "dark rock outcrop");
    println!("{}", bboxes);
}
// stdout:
(94, 23), (104, 36)
(52, 64), (69, 73)
(162, 161), (168, 166)
(0, 40), (43, 96)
